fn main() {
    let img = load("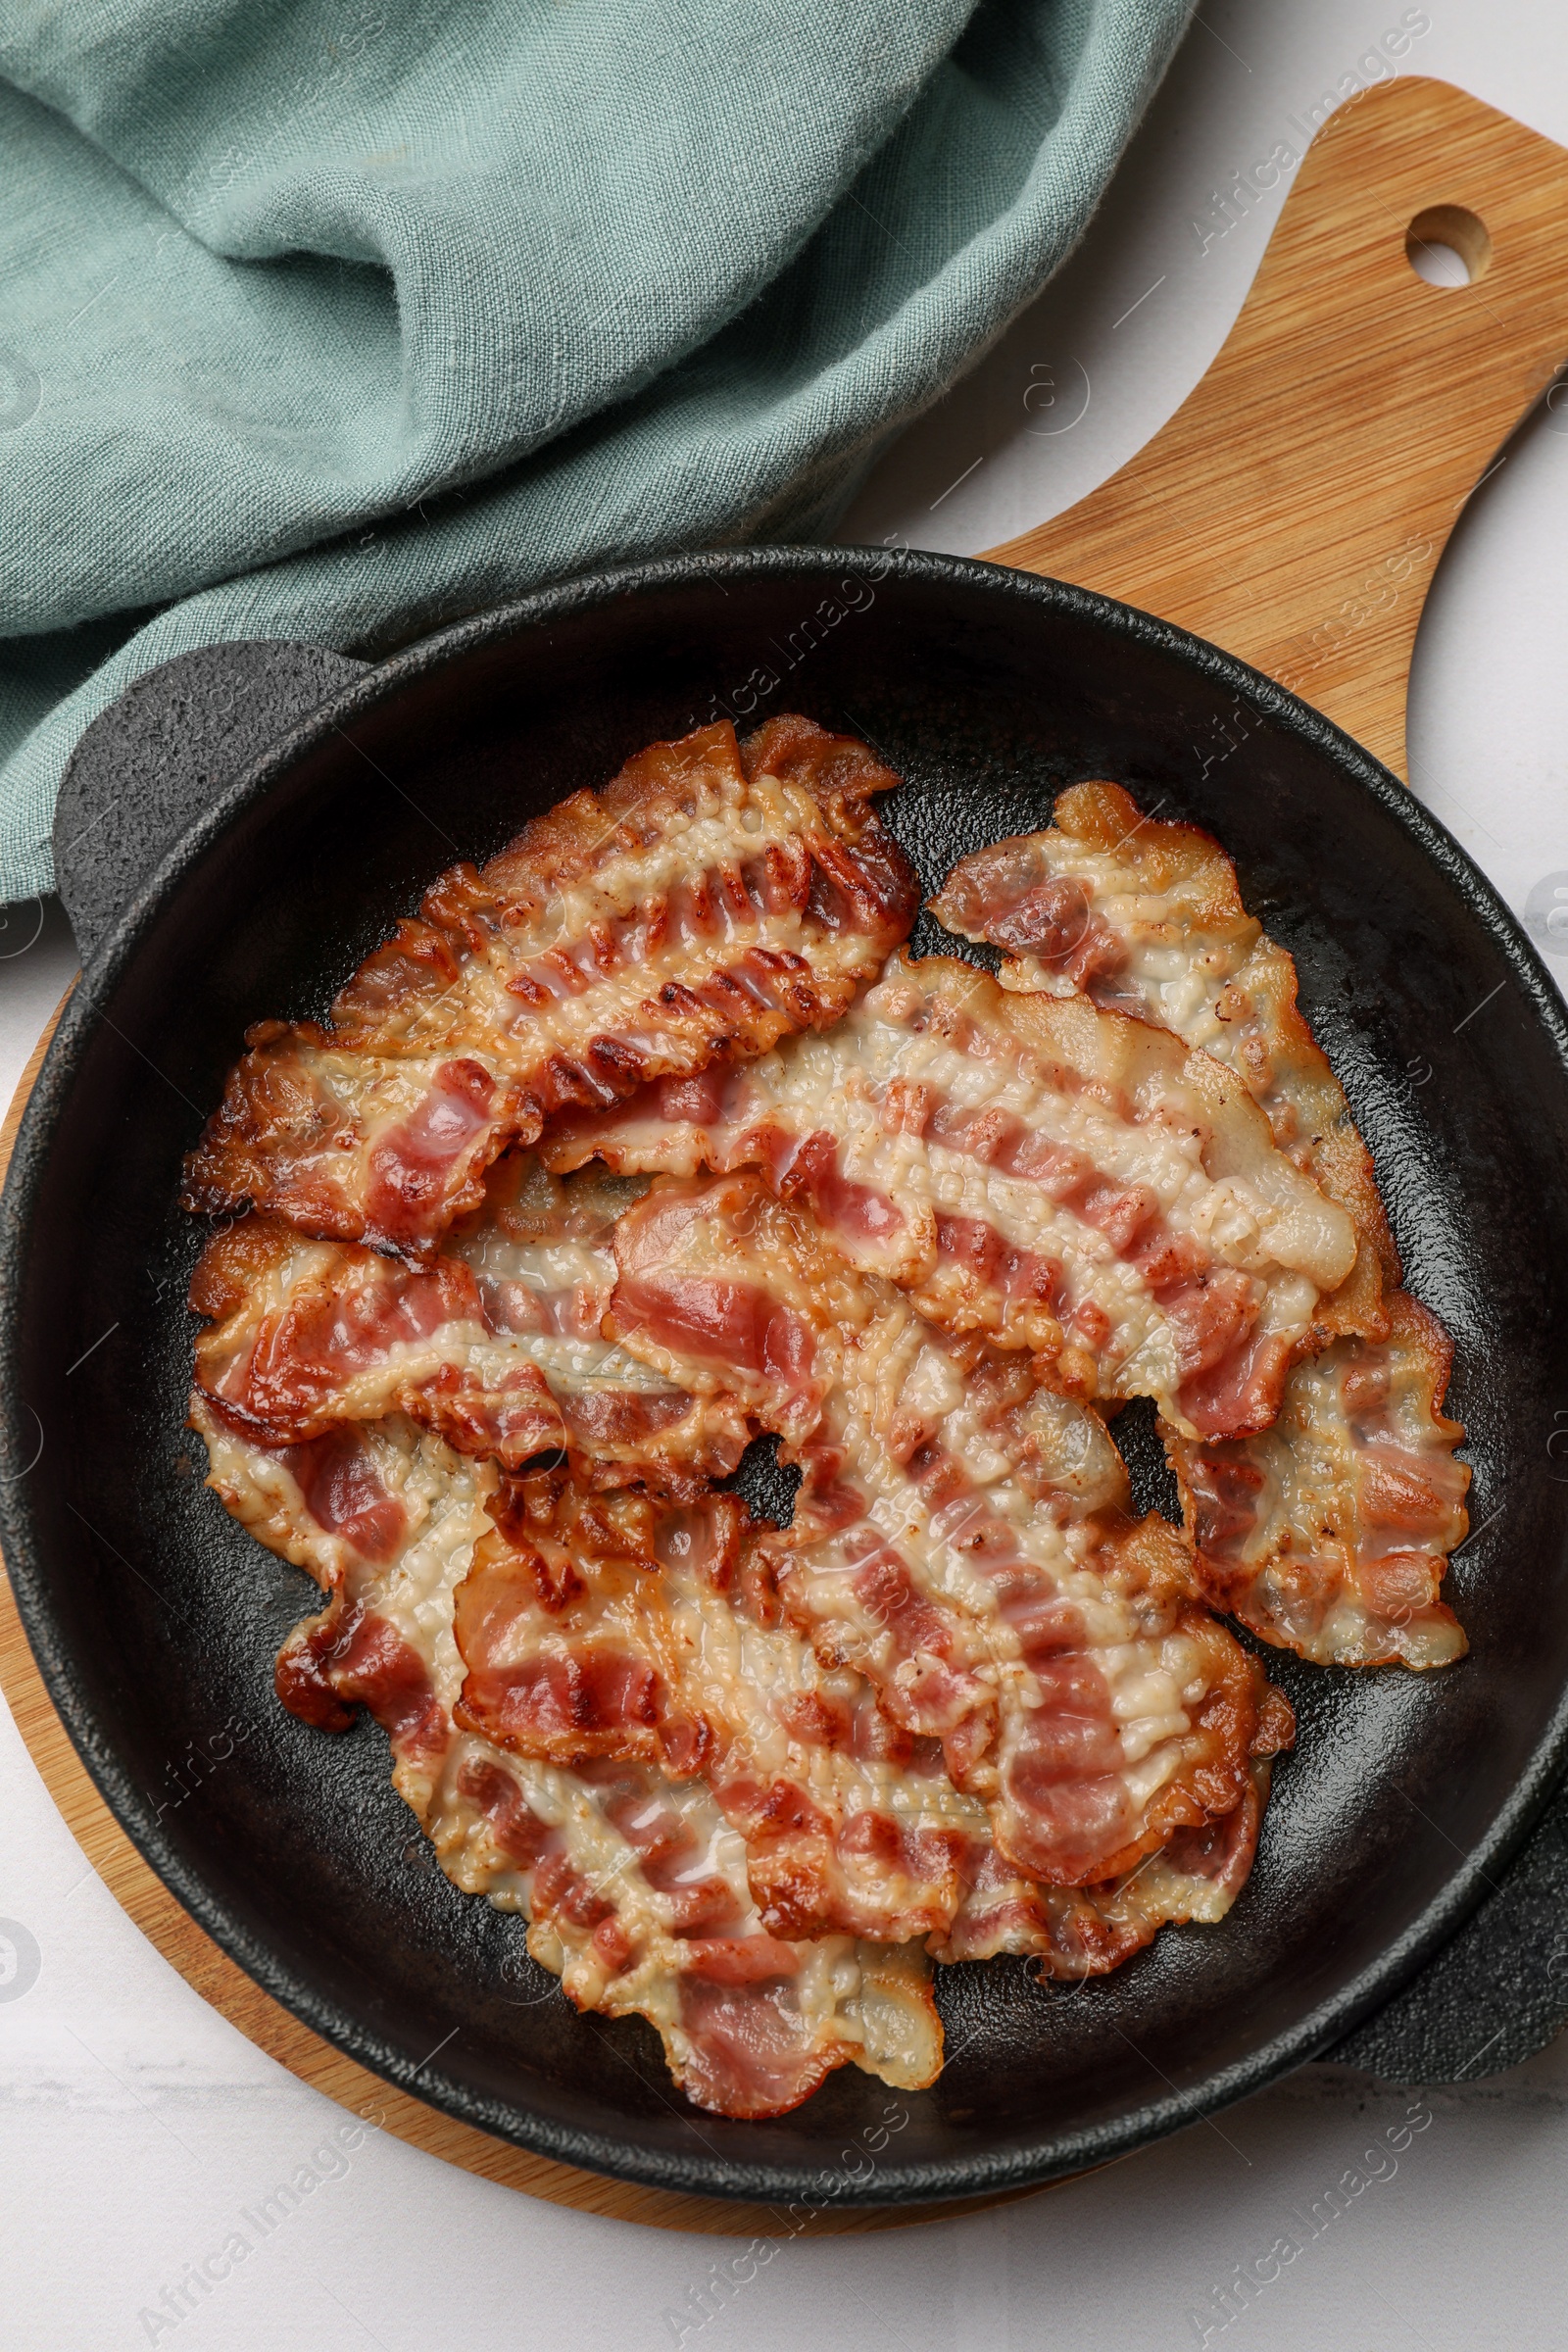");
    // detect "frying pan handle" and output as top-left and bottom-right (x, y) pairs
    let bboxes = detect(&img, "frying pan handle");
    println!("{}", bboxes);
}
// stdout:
(53, 639), (369, 965)
(987, 74), (1568, 779)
